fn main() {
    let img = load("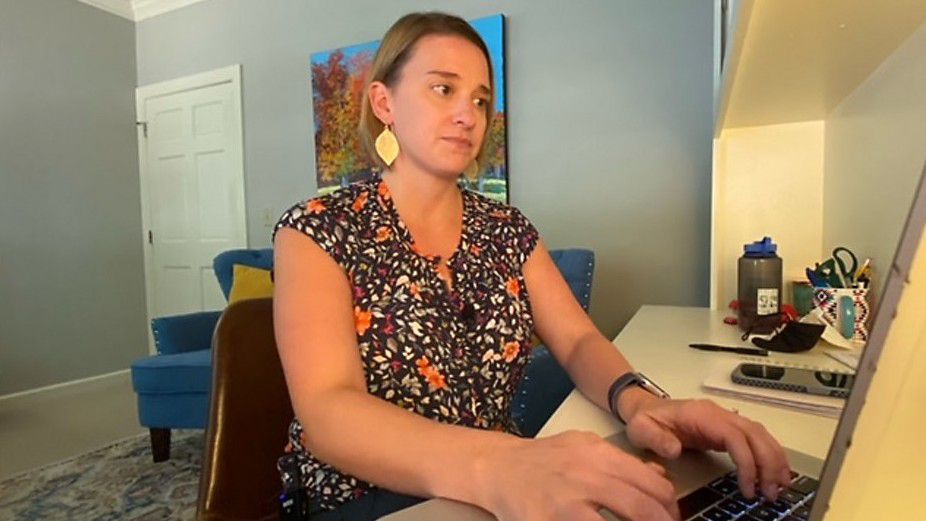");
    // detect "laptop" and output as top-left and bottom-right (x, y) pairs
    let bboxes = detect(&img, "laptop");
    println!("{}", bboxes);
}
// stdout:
(384, 165), (926, 521)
